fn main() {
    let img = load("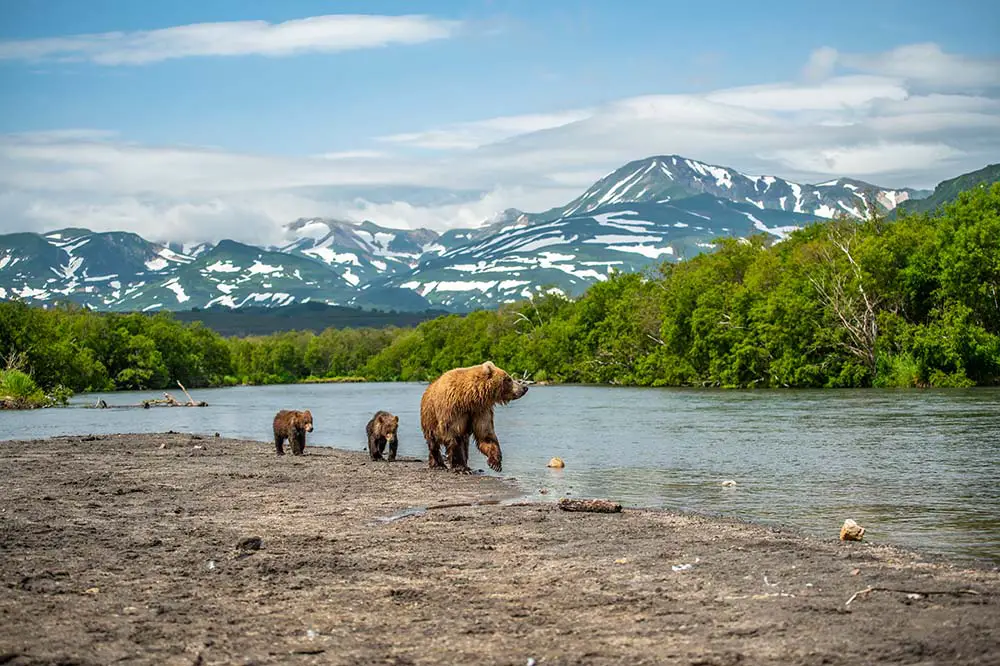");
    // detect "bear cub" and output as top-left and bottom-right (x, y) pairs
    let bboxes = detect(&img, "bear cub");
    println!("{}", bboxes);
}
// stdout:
(366, 410), (400, 461)
(272, 409), (314, 456)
